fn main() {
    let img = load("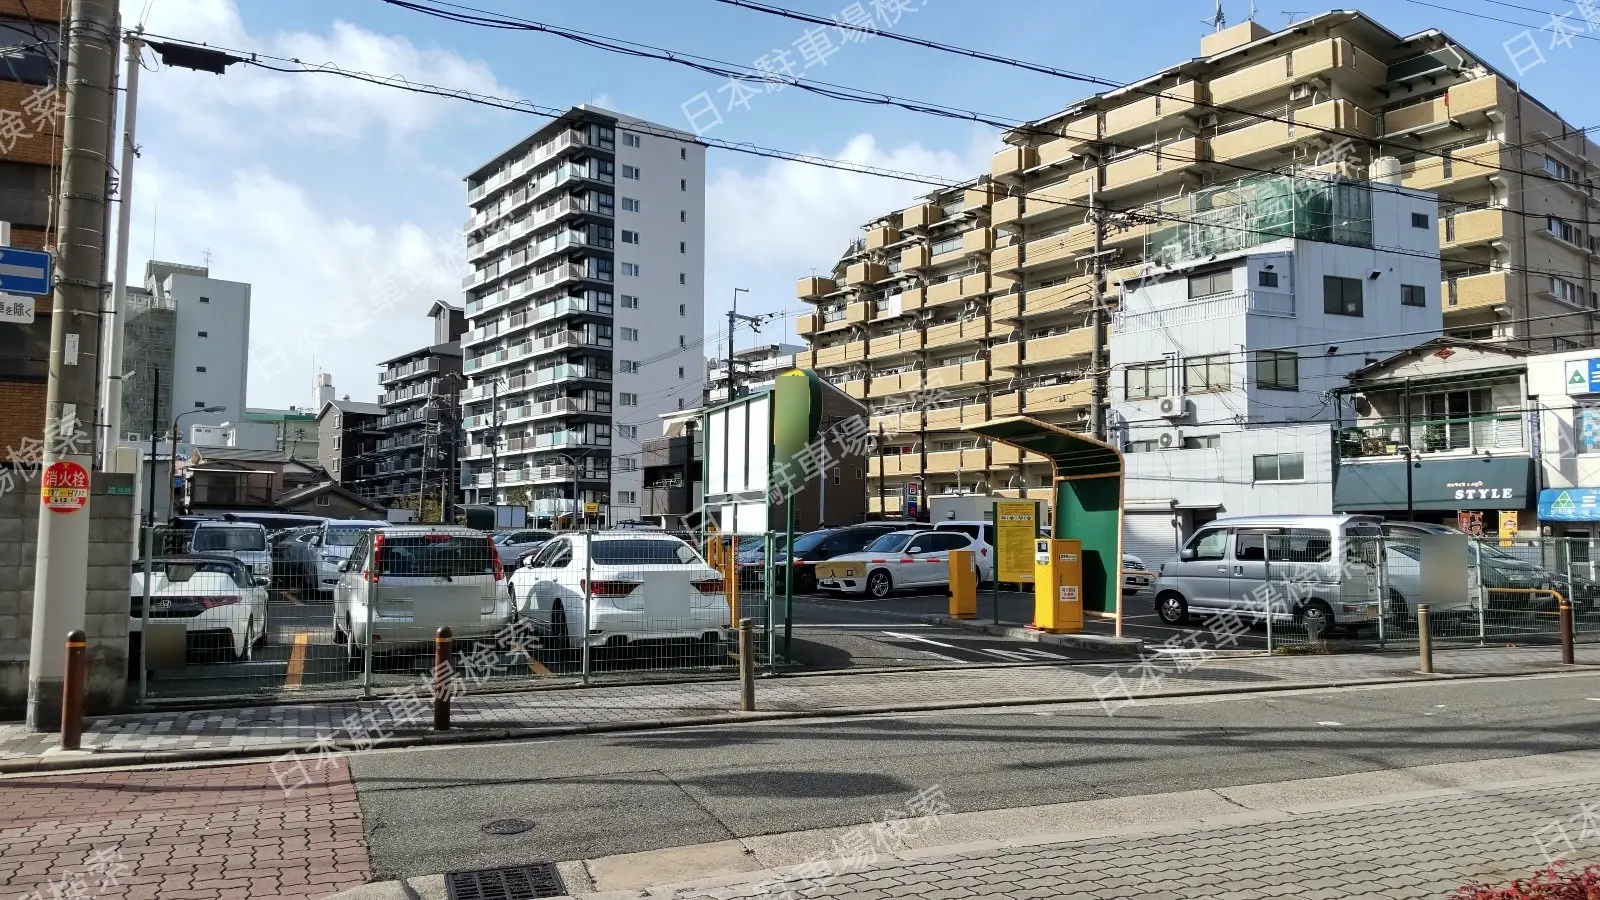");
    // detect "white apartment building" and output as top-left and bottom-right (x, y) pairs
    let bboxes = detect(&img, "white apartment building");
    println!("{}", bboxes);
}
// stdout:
(706, 342), (805, 405)
(460, 106), (706, 523)
(119, 260), (251, 443)
(1114, 169), (1441, 563)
